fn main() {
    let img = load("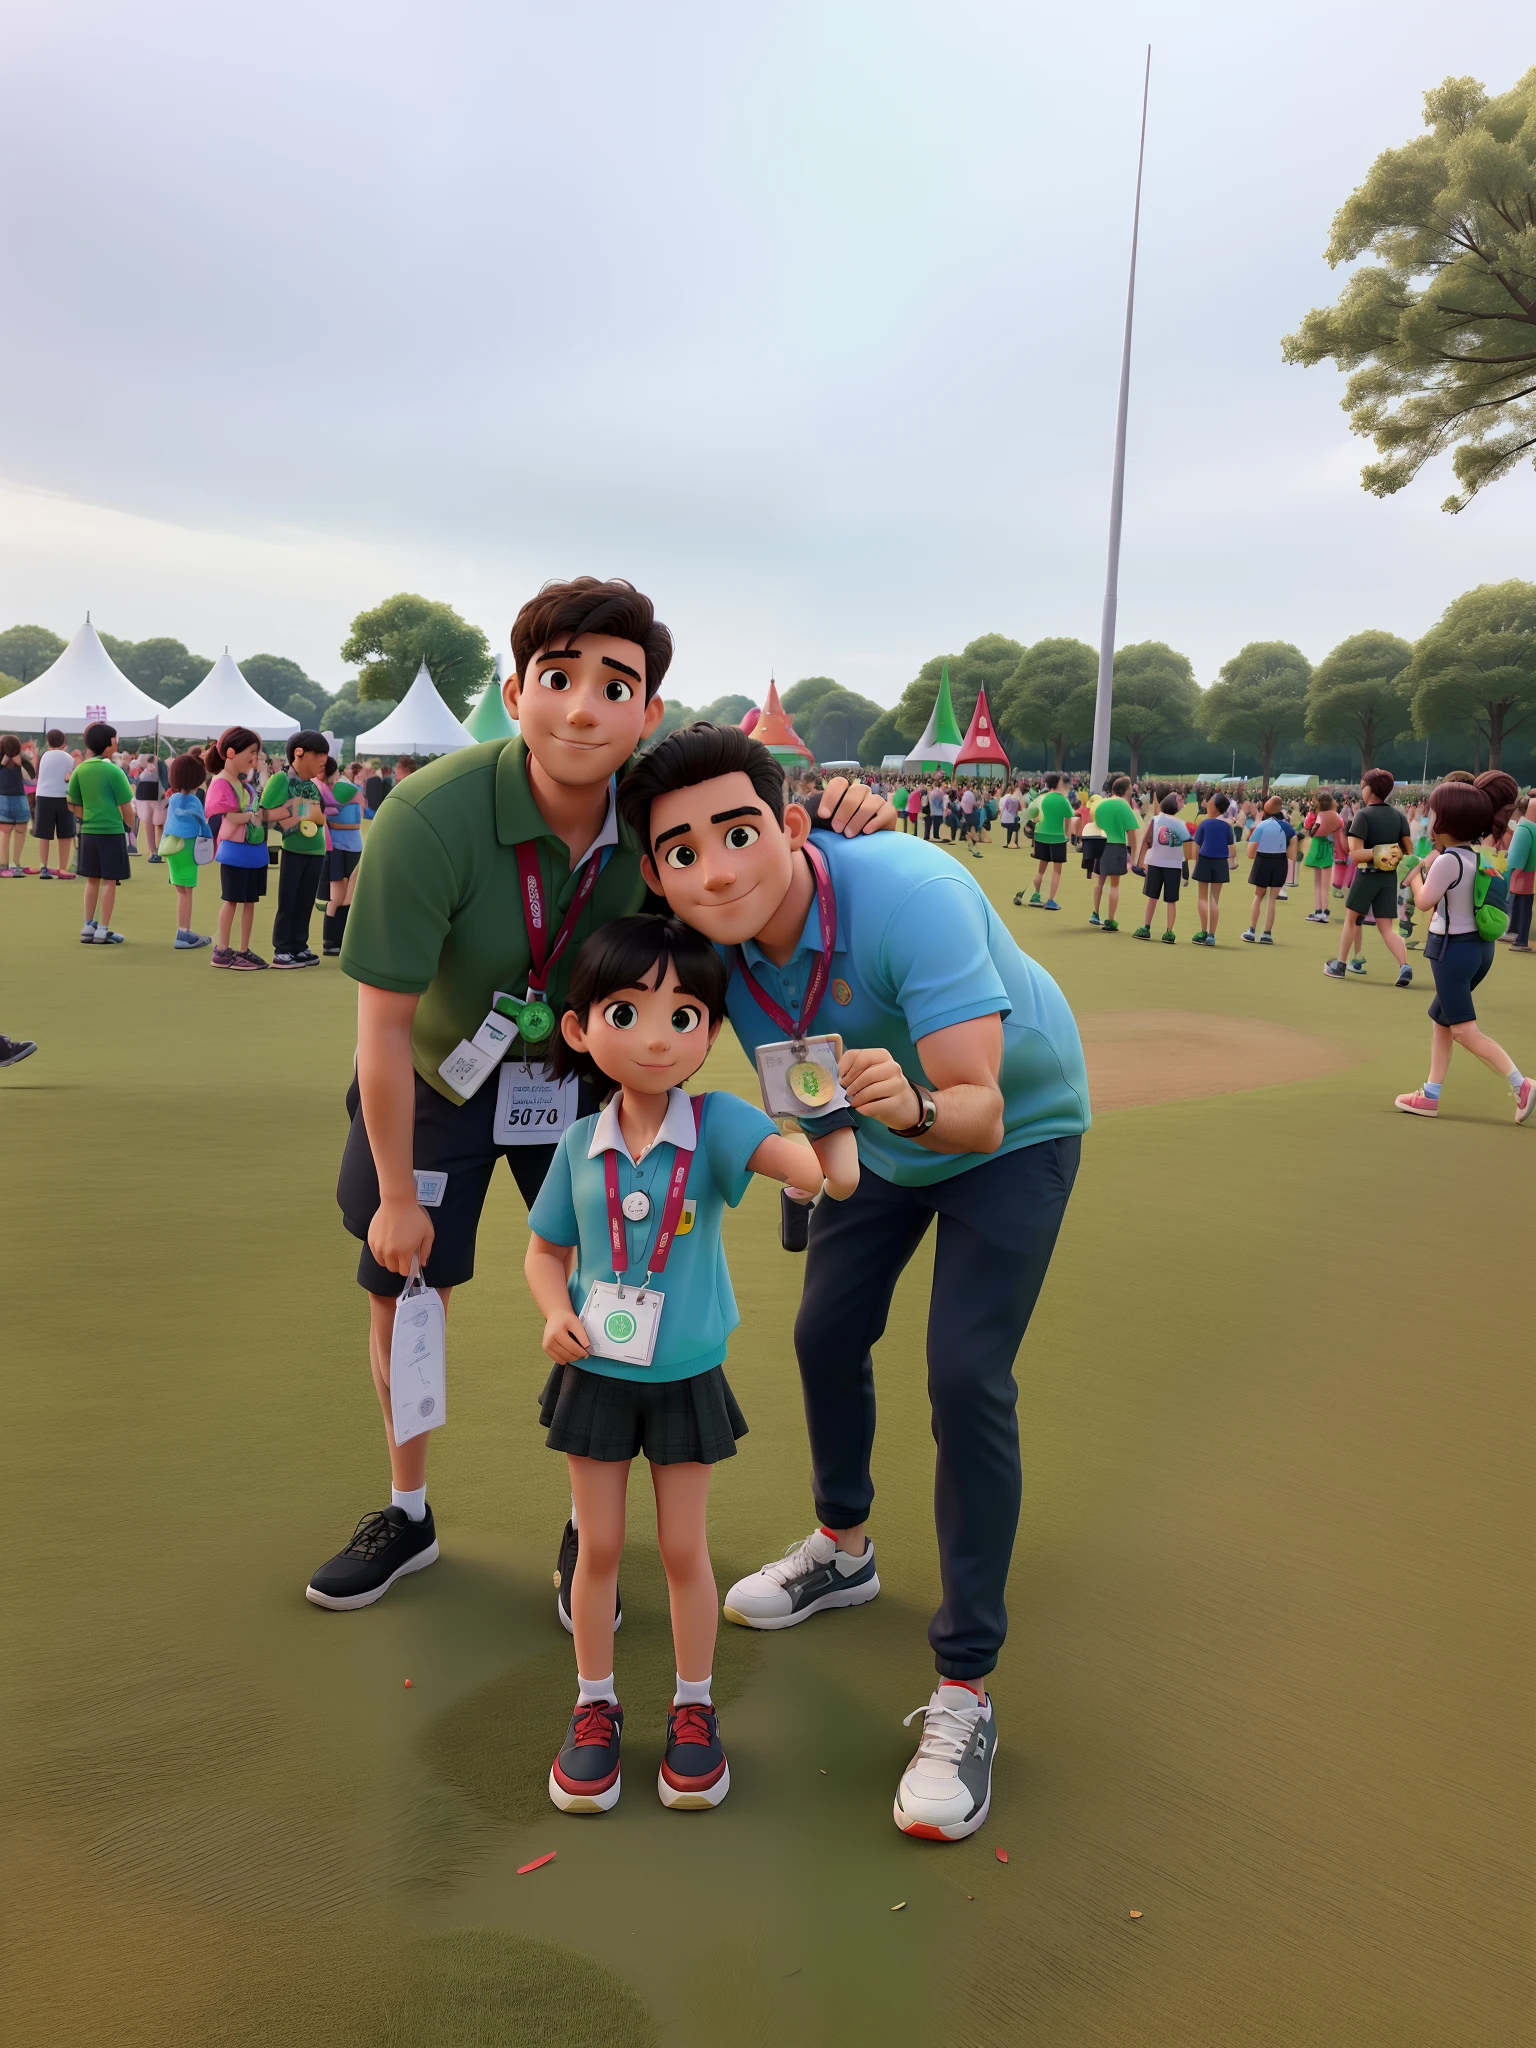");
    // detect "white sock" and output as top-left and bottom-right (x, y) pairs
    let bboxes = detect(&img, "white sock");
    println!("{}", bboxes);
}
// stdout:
(569, 1494), (578, 1531)
(578, 1673), (617, 1704)
(673, 1673), (713, 1706)
(81, 921), (97, 935)
(391, 1485), (426, 1522)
